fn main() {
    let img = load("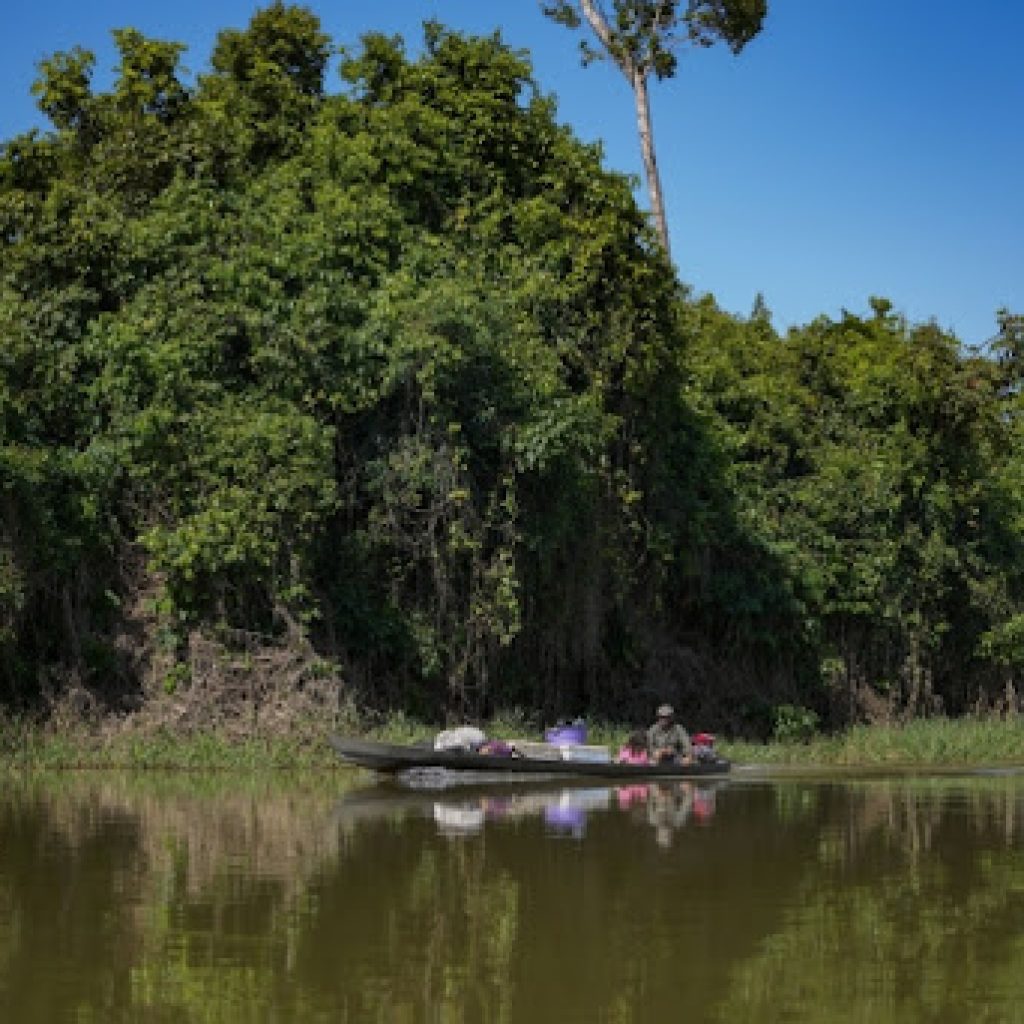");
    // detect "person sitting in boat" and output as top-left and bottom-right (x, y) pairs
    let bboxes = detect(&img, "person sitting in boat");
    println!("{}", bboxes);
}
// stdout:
(616, 731), (650, 765)
(647, 704), (692, 764)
